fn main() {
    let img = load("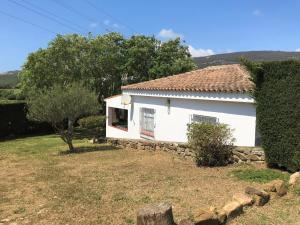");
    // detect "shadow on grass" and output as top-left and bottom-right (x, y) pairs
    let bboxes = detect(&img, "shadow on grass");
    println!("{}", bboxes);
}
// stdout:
(59, 145), (120, 155)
